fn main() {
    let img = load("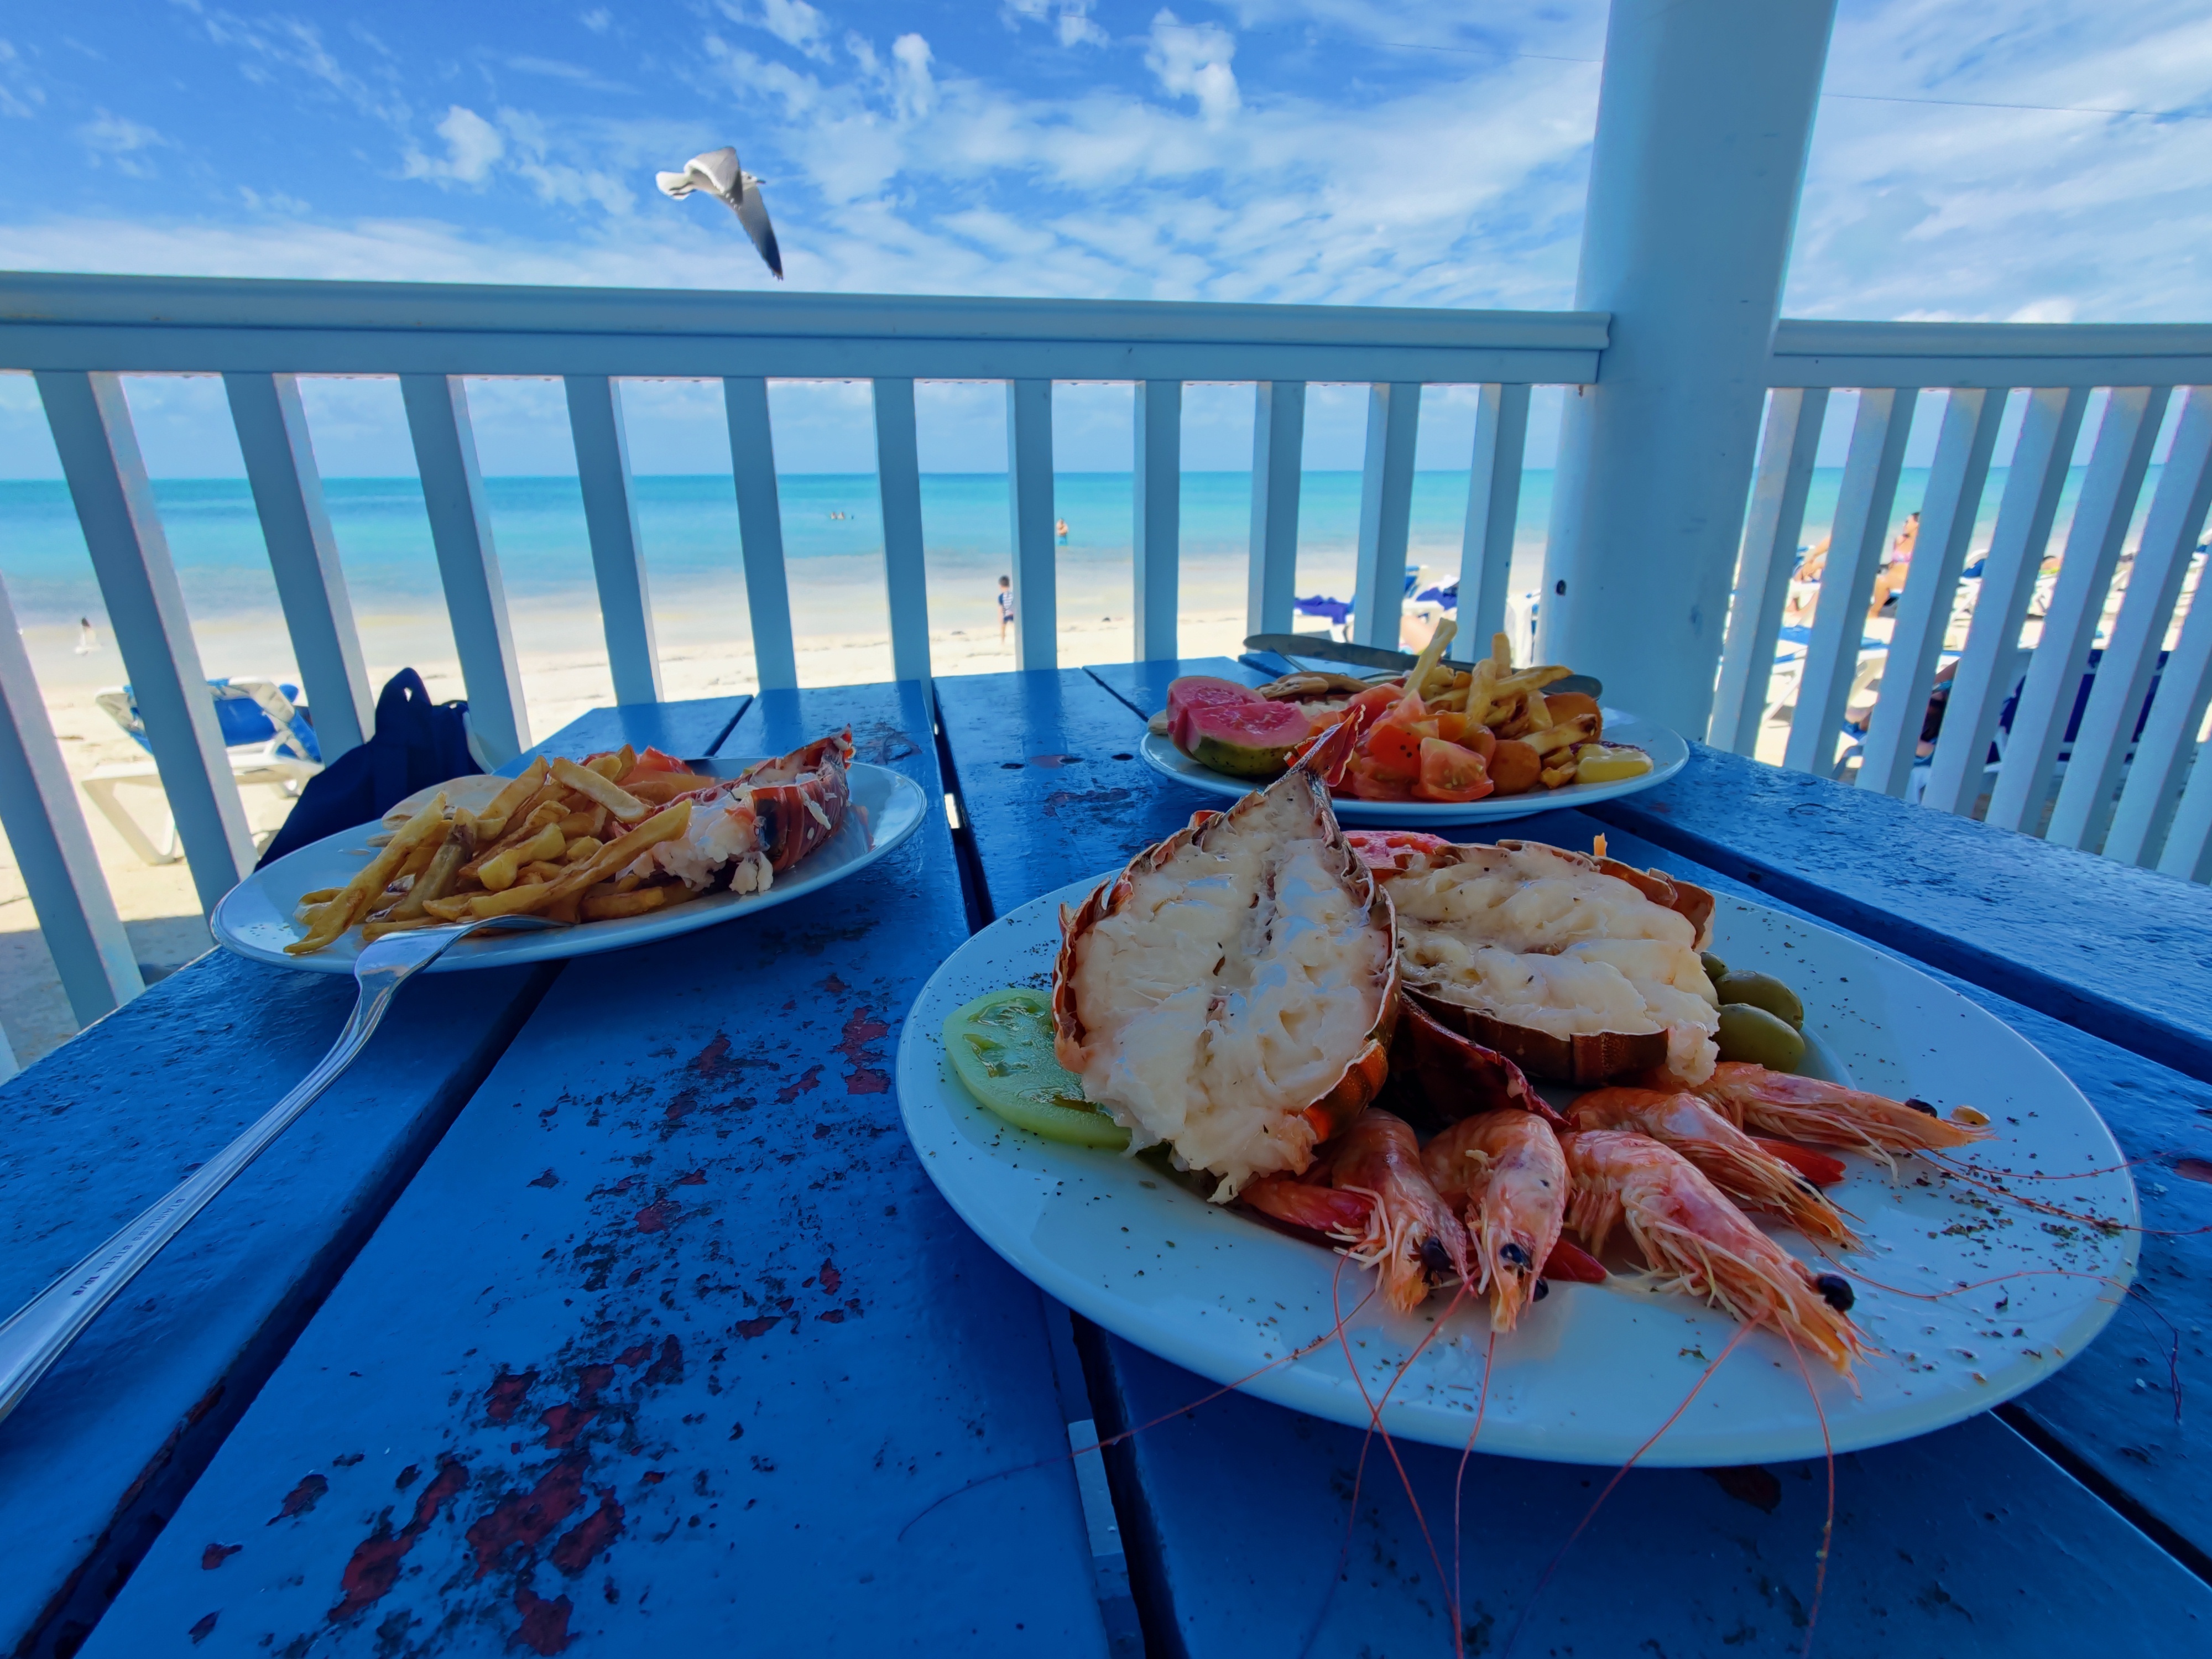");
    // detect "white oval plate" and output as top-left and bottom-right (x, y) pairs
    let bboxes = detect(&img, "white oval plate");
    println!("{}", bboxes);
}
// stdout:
(898, 879), (2136, 1466)
(1139, 708), (1689, 824)
(212, 761), (929, 974)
